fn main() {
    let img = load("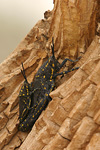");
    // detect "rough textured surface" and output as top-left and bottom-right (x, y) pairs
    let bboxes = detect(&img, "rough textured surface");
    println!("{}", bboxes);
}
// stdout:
(47, 0), (97, 58)
(0, 12), (52, 150)
(18, 36), (100, 150)
(0, 0), (100, 149)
